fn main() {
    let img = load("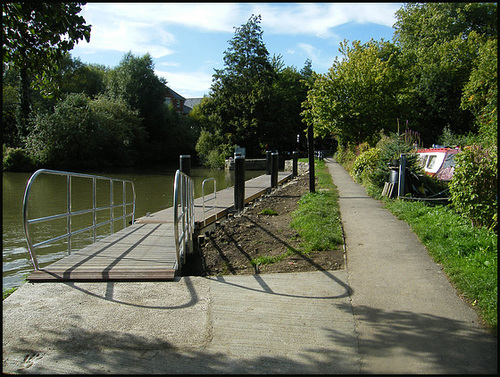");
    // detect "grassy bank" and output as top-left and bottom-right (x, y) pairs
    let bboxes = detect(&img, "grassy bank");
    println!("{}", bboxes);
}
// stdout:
(384, 198), (497, 331)
(290, 160), (343, 253)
